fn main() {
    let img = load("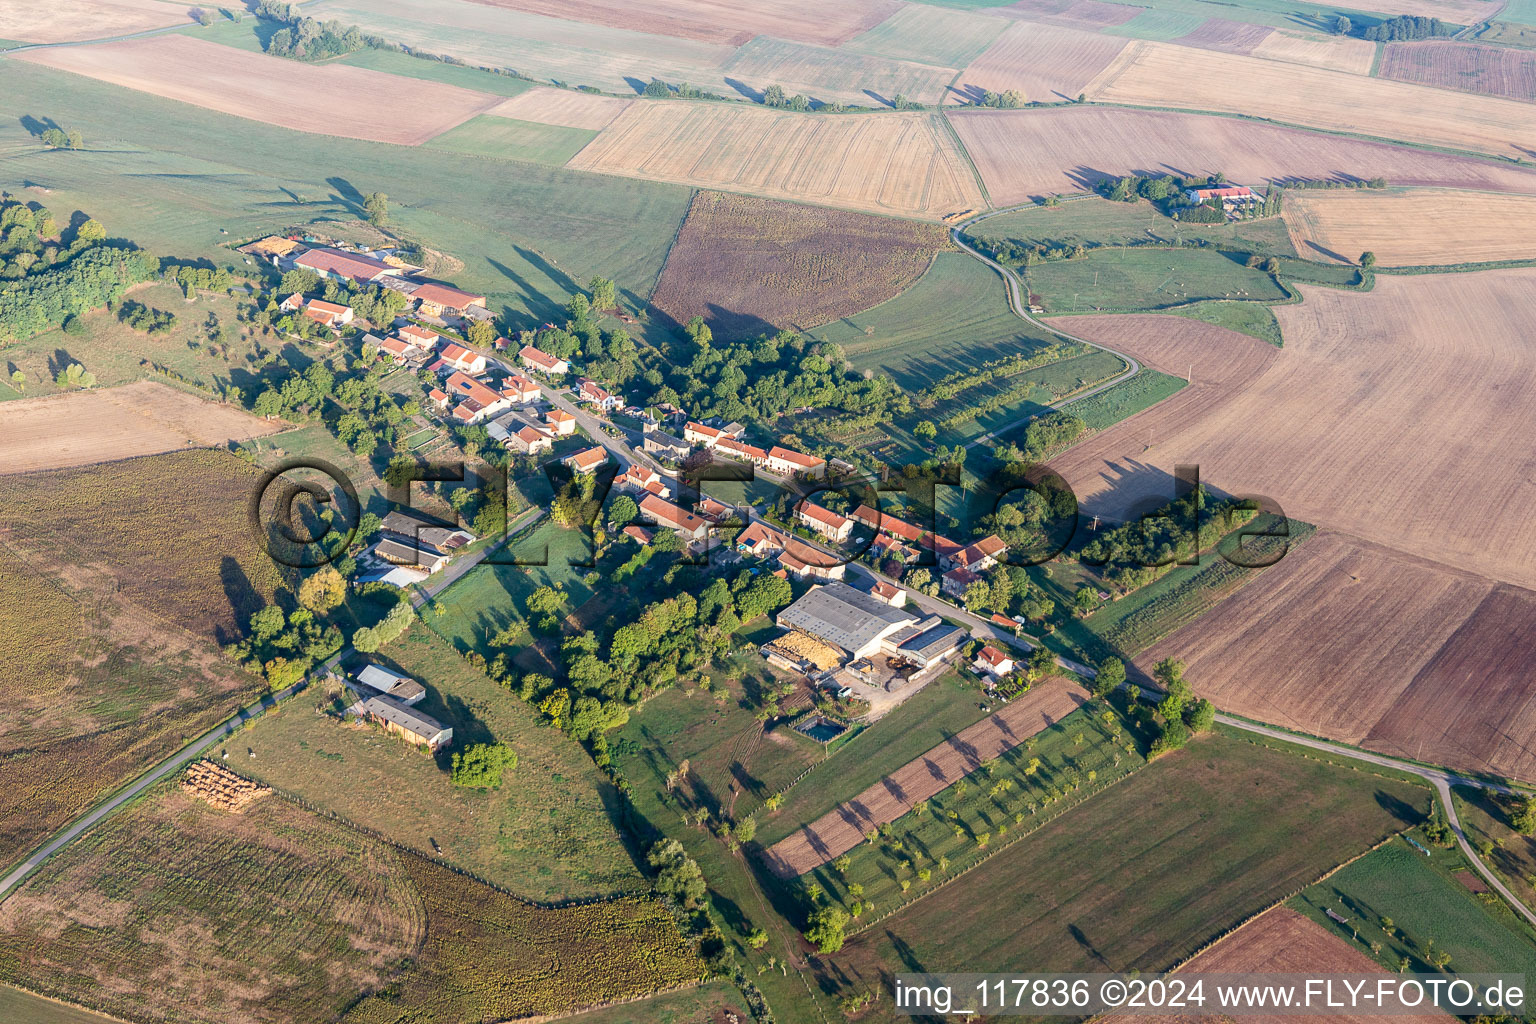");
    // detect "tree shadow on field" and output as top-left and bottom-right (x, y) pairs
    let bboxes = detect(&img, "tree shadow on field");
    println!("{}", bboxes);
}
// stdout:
(1301, 239), (1352, 264)
(724, 78), (763, 102)
(1374, 789), (1424, 827)
(218, 555), (261, 645)
(487, 257), (563, 323)
(1069, 922), (1110, 967)
(326, 176), (364, 219)
(18, 114), (60, 138)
